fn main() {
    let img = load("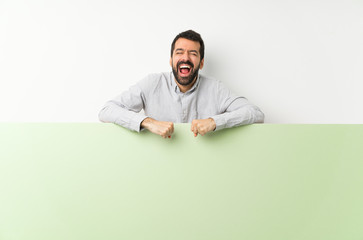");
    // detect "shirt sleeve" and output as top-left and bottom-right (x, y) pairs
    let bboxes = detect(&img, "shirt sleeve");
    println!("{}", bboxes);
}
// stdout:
(98, 81), (148, 132)
(210, 81), (264, 131)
